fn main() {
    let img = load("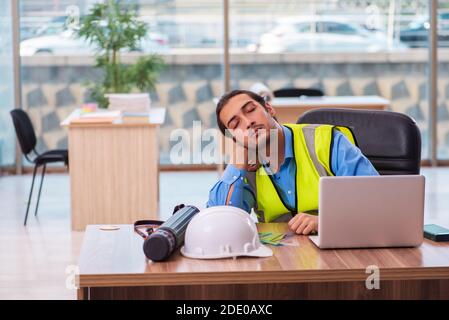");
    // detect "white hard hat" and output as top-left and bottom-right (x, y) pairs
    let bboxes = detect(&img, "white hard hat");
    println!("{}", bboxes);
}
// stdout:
(180, 206), (273, 259)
